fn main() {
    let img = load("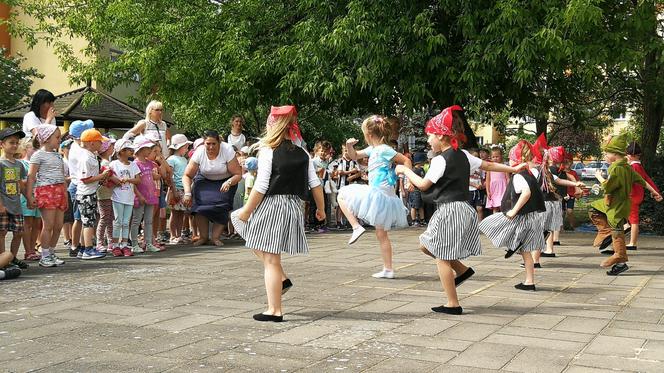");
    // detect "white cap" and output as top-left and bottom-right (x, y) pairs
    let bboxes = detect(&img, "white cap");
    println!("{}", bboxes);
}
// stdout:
(169, 133), (192, 150)
(240, 146), (250, 154)
(134, 138), (157, 153)
(114, 138), (134, 153)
